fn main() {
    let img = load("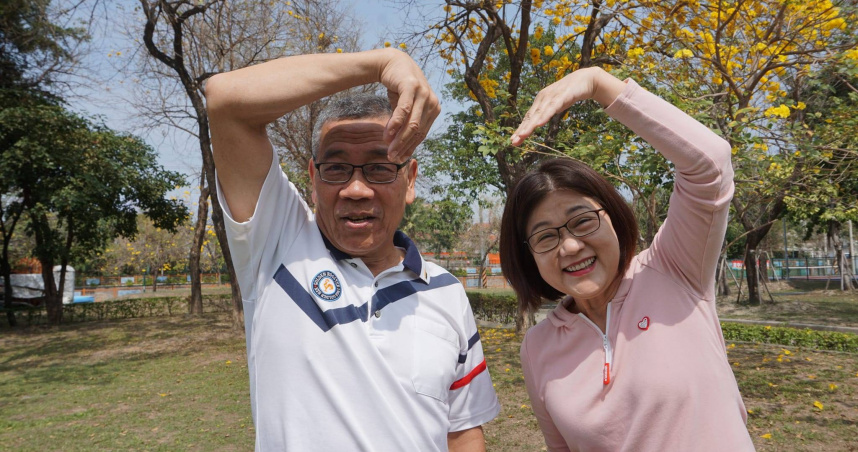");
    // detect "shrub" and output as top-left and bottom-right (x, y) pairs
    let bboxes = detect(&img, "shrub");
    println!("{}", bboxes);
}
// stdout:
(466, 290), (519, 325)
(721, 322), (858, 353)
(0, 294), (233, 327)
